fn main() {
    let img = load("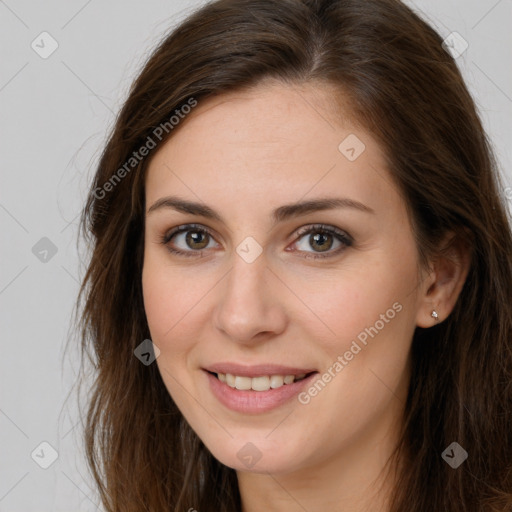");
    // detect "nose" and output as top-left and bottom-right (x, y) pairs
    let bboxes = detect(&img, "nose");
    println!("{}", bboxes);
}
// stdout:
(212, 250), (288, 344)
